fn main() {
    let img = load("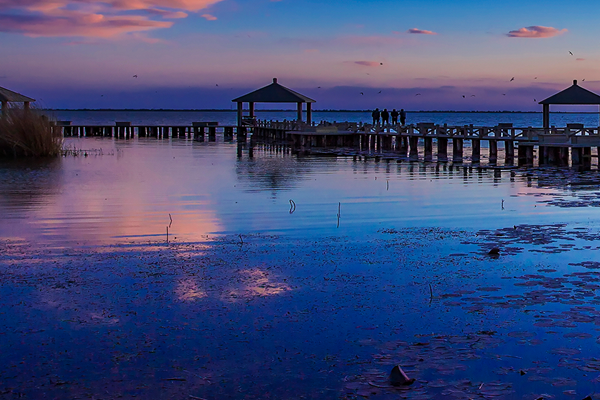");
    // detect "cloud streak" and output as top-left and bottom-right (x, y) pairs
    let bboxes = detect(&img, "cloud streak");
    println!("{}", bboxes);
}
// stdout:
(0, 0), (222, 38)
(351, 61), (380, 67)
(506, 26), (566, 38)
(407, 28), (436, 35)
